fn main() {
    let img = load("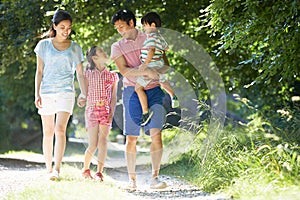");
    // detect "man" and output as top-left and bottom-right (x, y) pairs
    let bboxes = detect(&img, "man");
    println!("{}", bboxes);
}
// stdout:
(110, 9), (168, 189)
